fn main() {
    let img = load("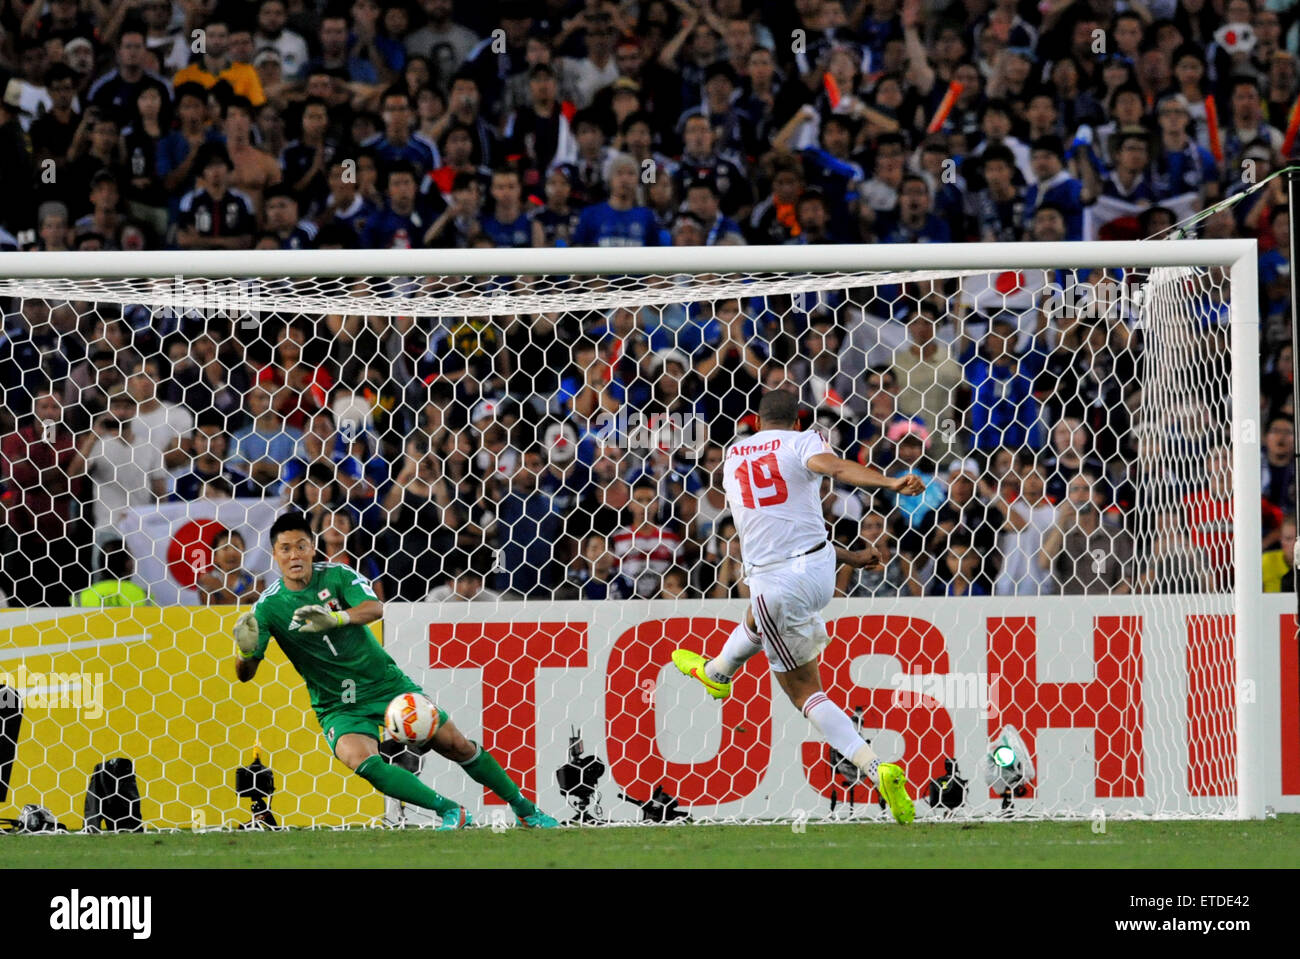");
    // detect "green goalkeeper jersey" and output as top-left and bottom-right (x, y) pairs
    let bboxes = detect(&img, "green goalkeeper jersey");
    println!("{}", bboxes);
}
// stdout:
(248, 563), (410, 714)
